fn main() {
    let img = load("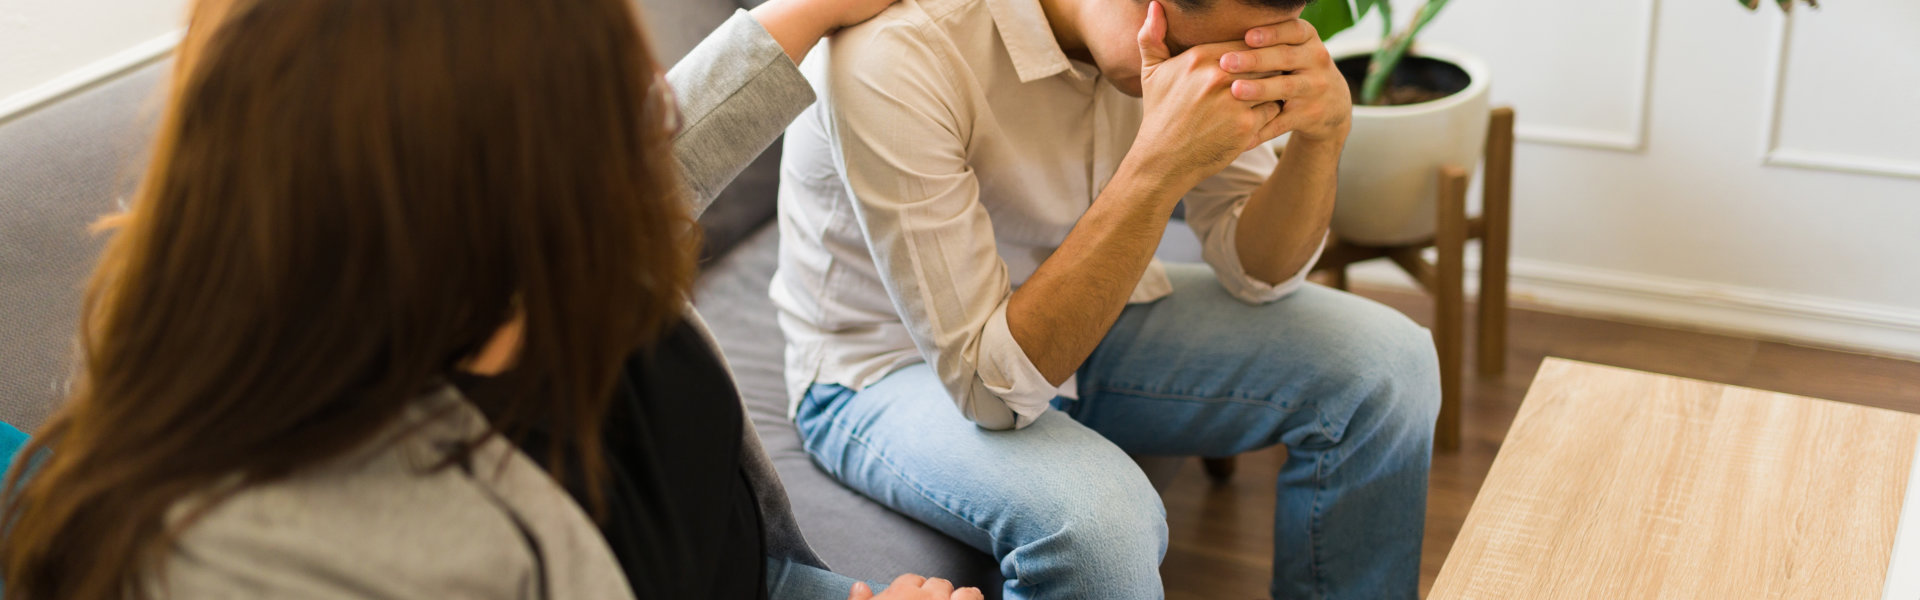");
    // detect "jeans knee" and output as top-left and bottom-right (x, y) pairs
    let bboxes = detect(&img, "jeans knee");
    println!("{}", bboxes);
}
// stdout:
(1074, 479), (1166, 557)
(1378, 314), (1441, 409)
(1010, 471), (1167, 584)
(1097, 482), (1169, 556)
(1312, 306), (1442, 439)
